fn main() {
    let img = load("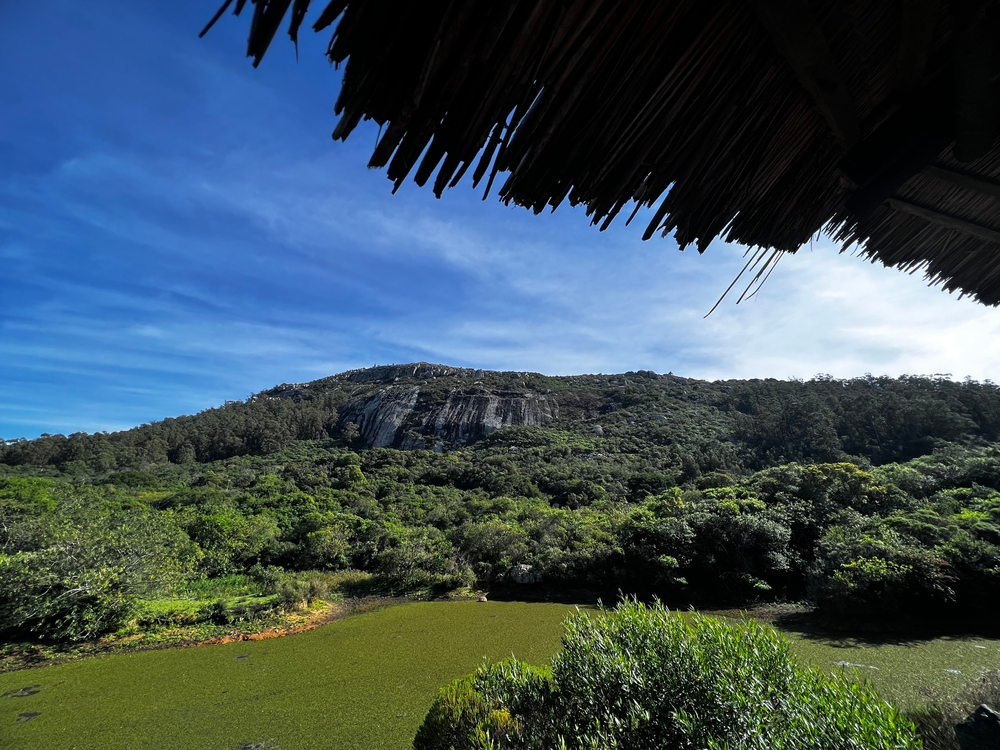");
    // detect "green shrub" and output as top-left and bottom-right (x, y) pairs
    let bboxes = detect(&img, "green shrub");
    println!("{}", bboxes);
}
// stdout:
(413, 661), (551, 750)
(323, 569), (376, 596)
(227, 599), (272, 623)
(0, 549), (134, 640)
(306, 577), (330, 601)
(413, 601), (921, 750)
(809, 523), (956, 619)
(278, 582), (307, 609)
(248, 563), (284, 594)
(200, 599), (230, 625)
(0, 511), (192, 641)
